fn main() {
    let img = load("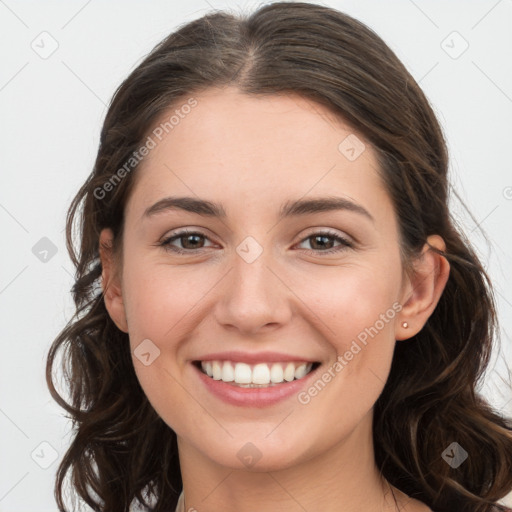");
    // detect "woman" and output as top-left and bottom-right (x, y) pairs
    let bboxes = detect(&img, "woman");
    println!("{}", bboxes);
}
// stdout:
(46, 2), (512, 511)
